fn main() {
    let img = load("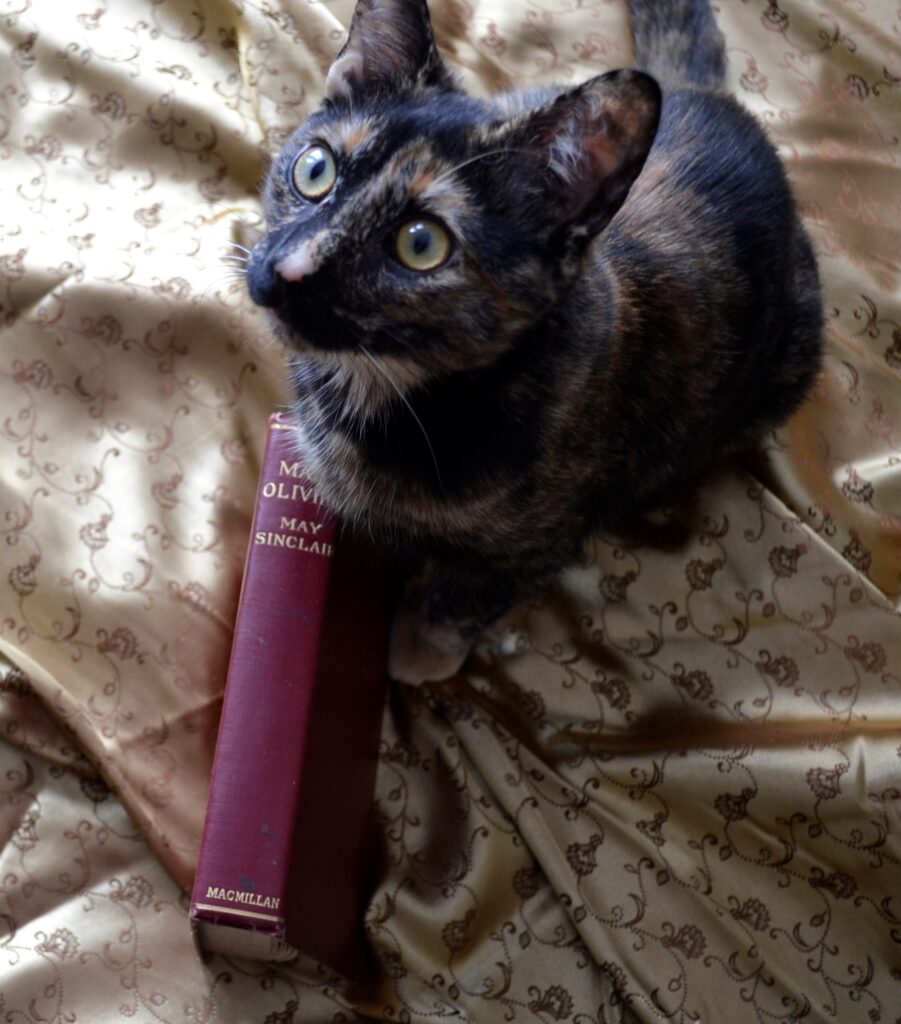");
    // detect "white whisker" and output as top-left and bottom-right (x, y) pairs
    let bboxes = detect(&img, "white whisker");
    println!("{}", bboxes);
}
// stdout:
(431, 147), (534, 188)
(202, 199), (265, 246)
(359, 347), (444, 492)
(196, 273), (251, 306)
